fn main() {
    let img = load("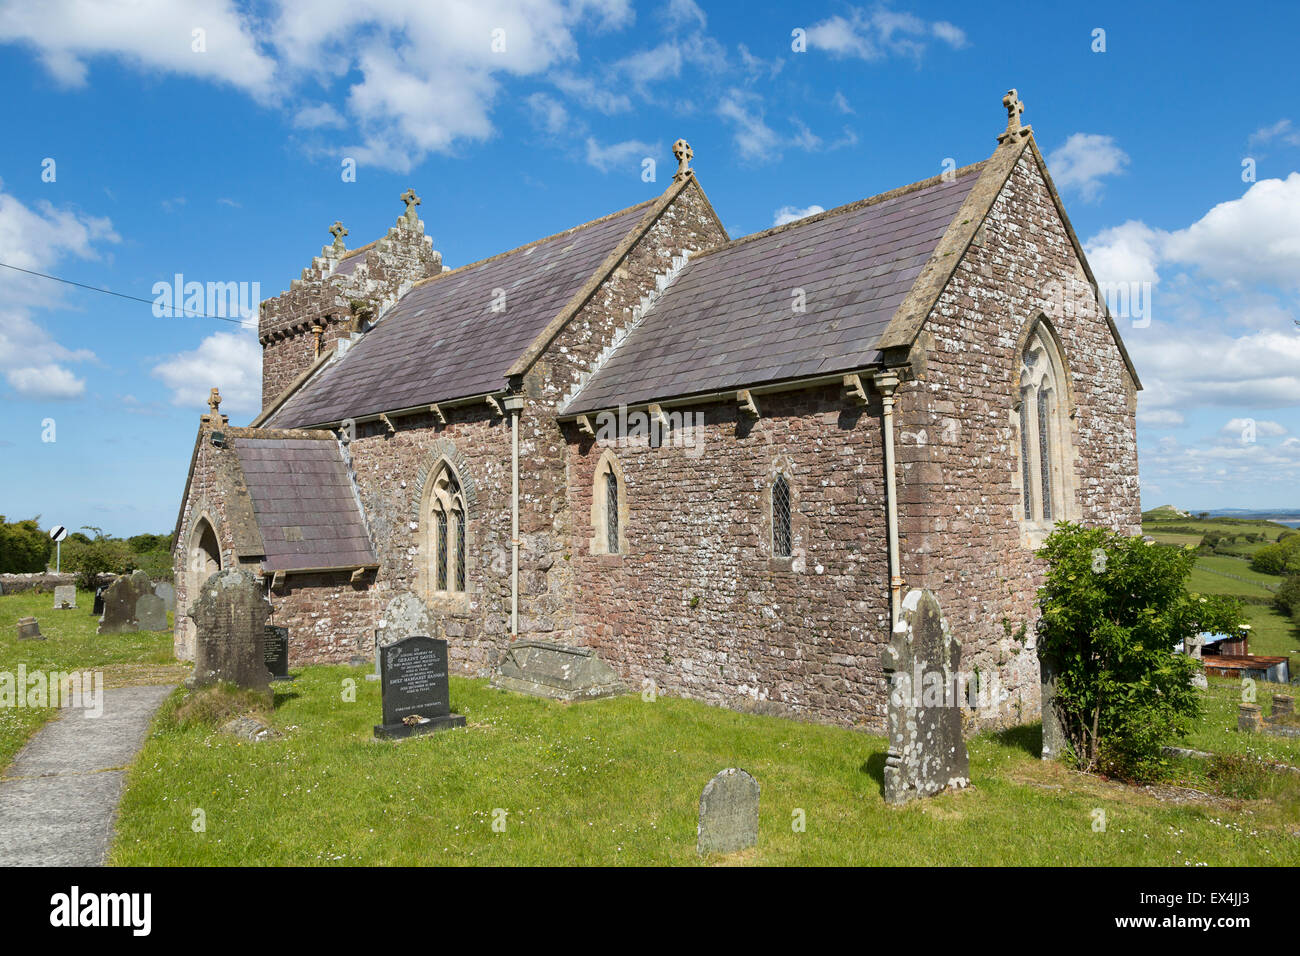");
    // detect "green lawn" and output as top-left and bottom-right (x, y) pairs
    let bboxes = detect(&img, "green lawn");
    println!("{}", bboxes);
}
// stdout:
(0, 588), (181, 769)
(109, 665), (1300, 867)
